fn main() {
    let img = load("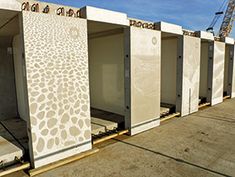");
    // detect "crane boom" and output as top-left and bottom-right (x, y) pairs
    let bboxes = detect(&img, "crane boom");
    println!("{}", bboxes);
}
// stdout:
(219, 0), (235, 37)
